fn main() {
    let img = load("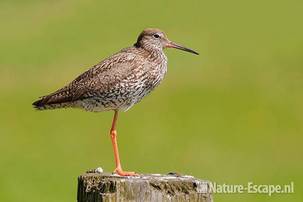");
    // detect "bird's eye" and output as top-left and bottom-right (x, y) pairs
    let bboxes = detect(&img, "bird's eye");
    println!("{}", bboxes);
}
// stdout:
(153, 34), (160, 38)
